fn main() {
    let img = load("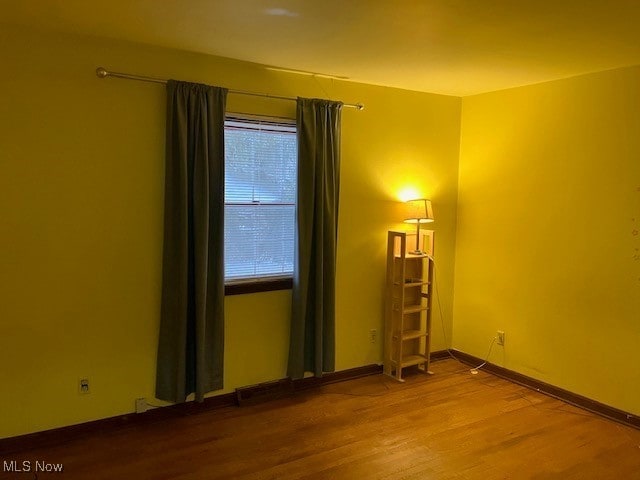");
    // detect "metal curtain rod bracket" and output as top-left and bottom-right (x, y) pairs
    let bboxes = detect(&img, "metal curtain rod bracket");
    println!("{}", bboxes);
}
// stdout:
(95, 67), (364, 110)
